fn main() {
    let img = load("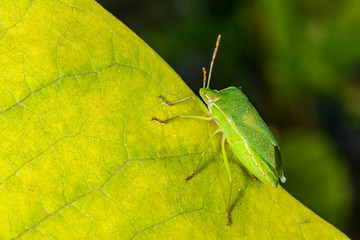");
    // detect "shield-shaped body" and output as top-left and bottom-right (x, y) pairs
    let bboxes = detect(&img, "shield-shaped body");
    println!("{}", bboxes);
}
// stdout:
(200, 87), (285, 186)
